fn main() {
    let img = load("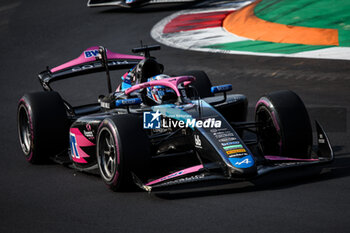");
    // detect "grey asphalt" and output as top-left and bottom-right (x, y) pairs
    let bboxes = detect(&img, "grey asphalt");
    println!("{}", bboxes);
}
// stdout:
(1, 0), (350, 232)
